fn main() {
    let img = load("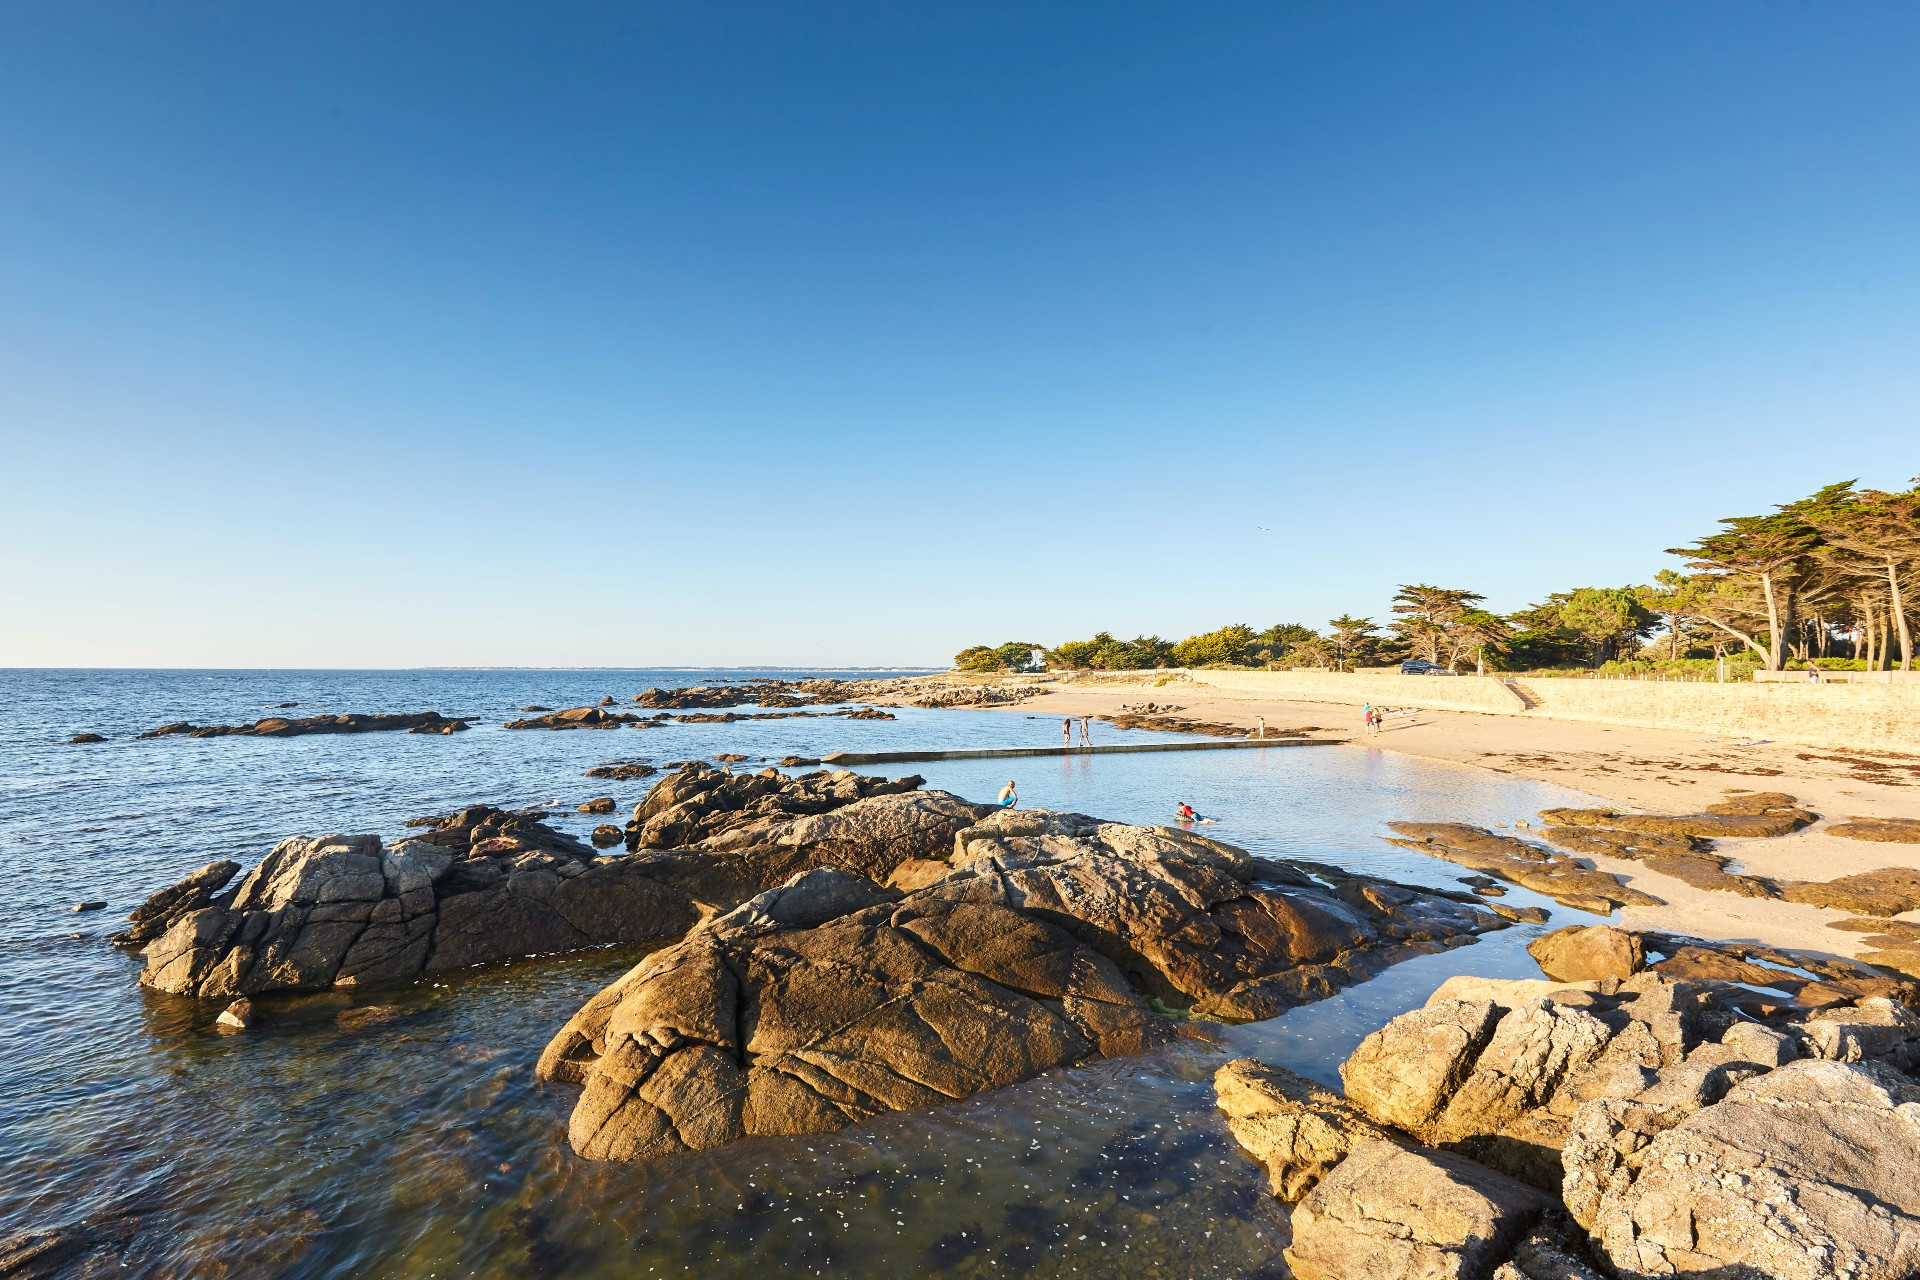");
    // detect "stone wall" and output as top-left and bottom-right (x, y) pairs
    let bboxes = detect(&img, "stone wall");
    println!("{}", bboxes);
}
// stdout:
(1178, 669), (1920, 753)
